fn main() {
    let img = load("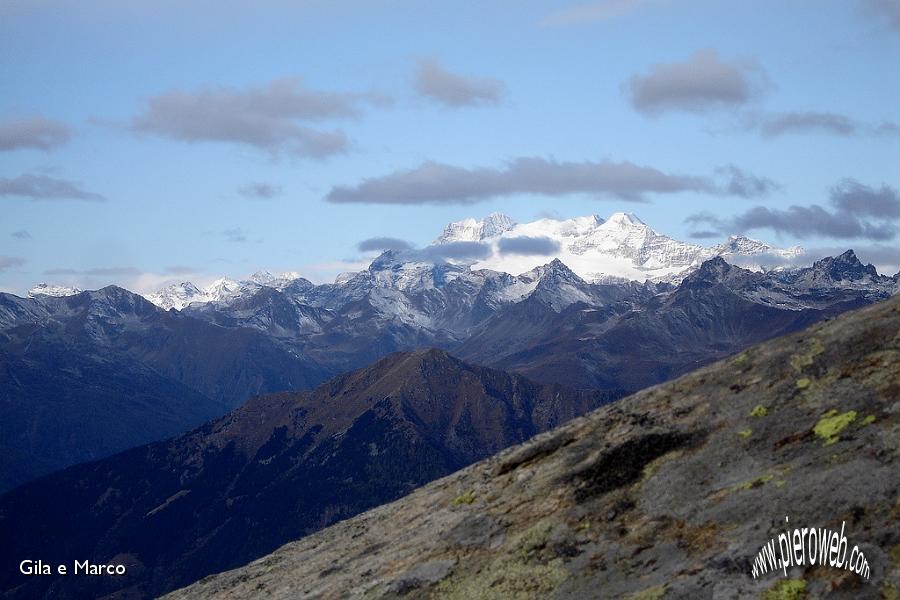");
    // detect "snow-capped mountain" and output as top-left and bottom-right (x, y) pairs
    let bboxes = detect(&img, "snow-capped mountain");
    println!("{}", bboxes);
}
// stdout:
(435, 212), (803, 283)
(147, 272), (301, 310)
(28, 283), (82, 298)
(145, 282), (209, 311)
(27, 212), (876, 312)
(434, 212), (516, 244)
(713, 235), (804, 270)
(247, 270), (302, 288)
